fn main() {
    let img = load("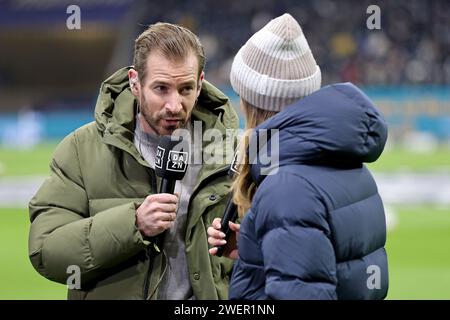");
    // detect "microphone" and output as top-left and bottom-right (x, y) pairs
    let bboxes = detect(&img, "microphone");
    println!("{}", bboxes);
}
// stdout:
(154, 135), (189, 248)
(216, 150), (240, 257)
